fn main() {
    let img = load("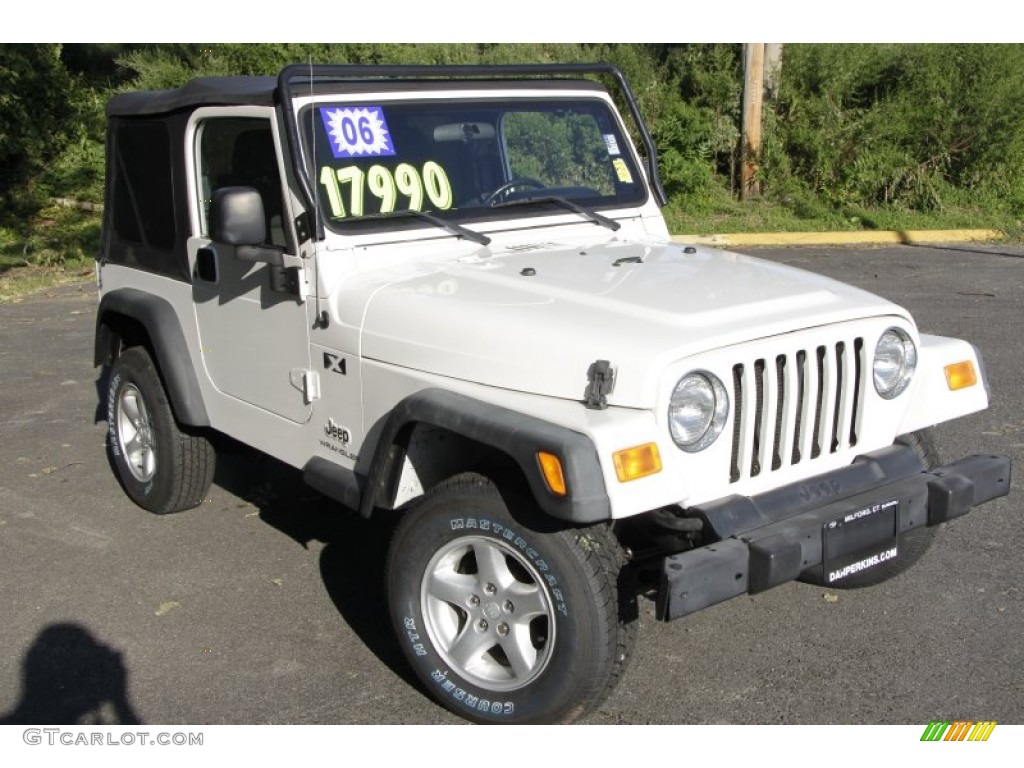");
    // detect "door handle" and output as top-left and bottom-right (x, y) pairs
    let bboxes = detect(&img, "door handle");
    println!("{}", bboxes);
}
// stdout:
(195, 247), (218, 283)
